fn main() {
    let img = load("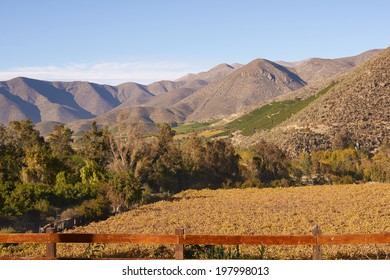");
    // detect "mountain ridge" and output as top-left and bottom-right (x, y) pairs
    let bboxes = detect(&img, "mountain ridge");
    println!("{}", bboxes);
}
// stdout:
(0, 49), (382, 137)
(173, 58), (307, 121)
